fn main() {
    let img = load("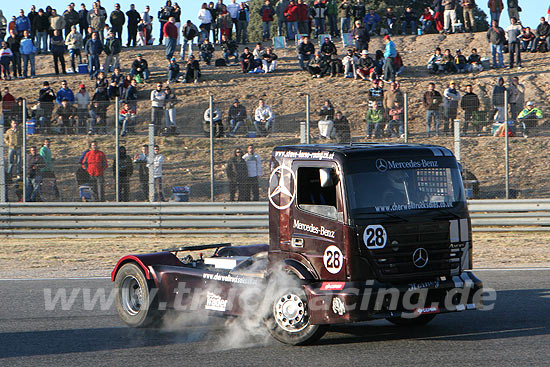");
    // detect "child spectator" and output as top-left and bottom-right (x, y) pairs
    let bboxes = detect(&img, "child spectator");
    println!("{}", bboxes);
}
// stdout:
(365, 100), (384, 138)
(0, 41), (13, 80)
(521, 27), (535, 52)
(387, 101), (403, 137)
(167, 57), (181, 83)
(427, 47), (443, 73)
